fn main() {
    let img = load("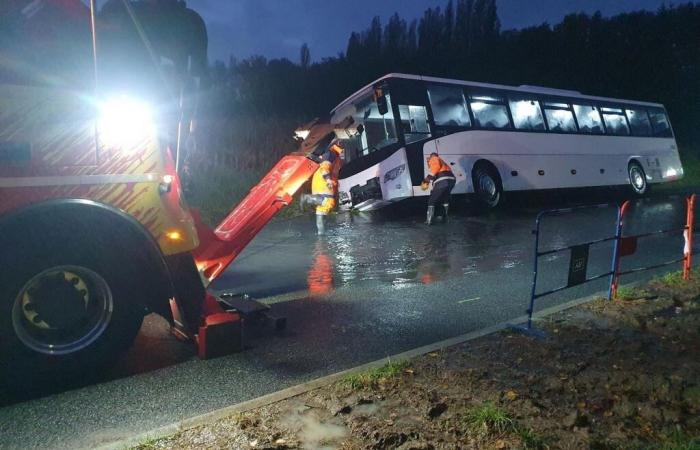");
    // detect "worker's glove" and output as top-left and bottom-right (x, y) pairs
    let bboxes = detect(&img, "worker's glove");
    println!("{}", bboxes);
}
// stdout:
(420, 181), (429, 191)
